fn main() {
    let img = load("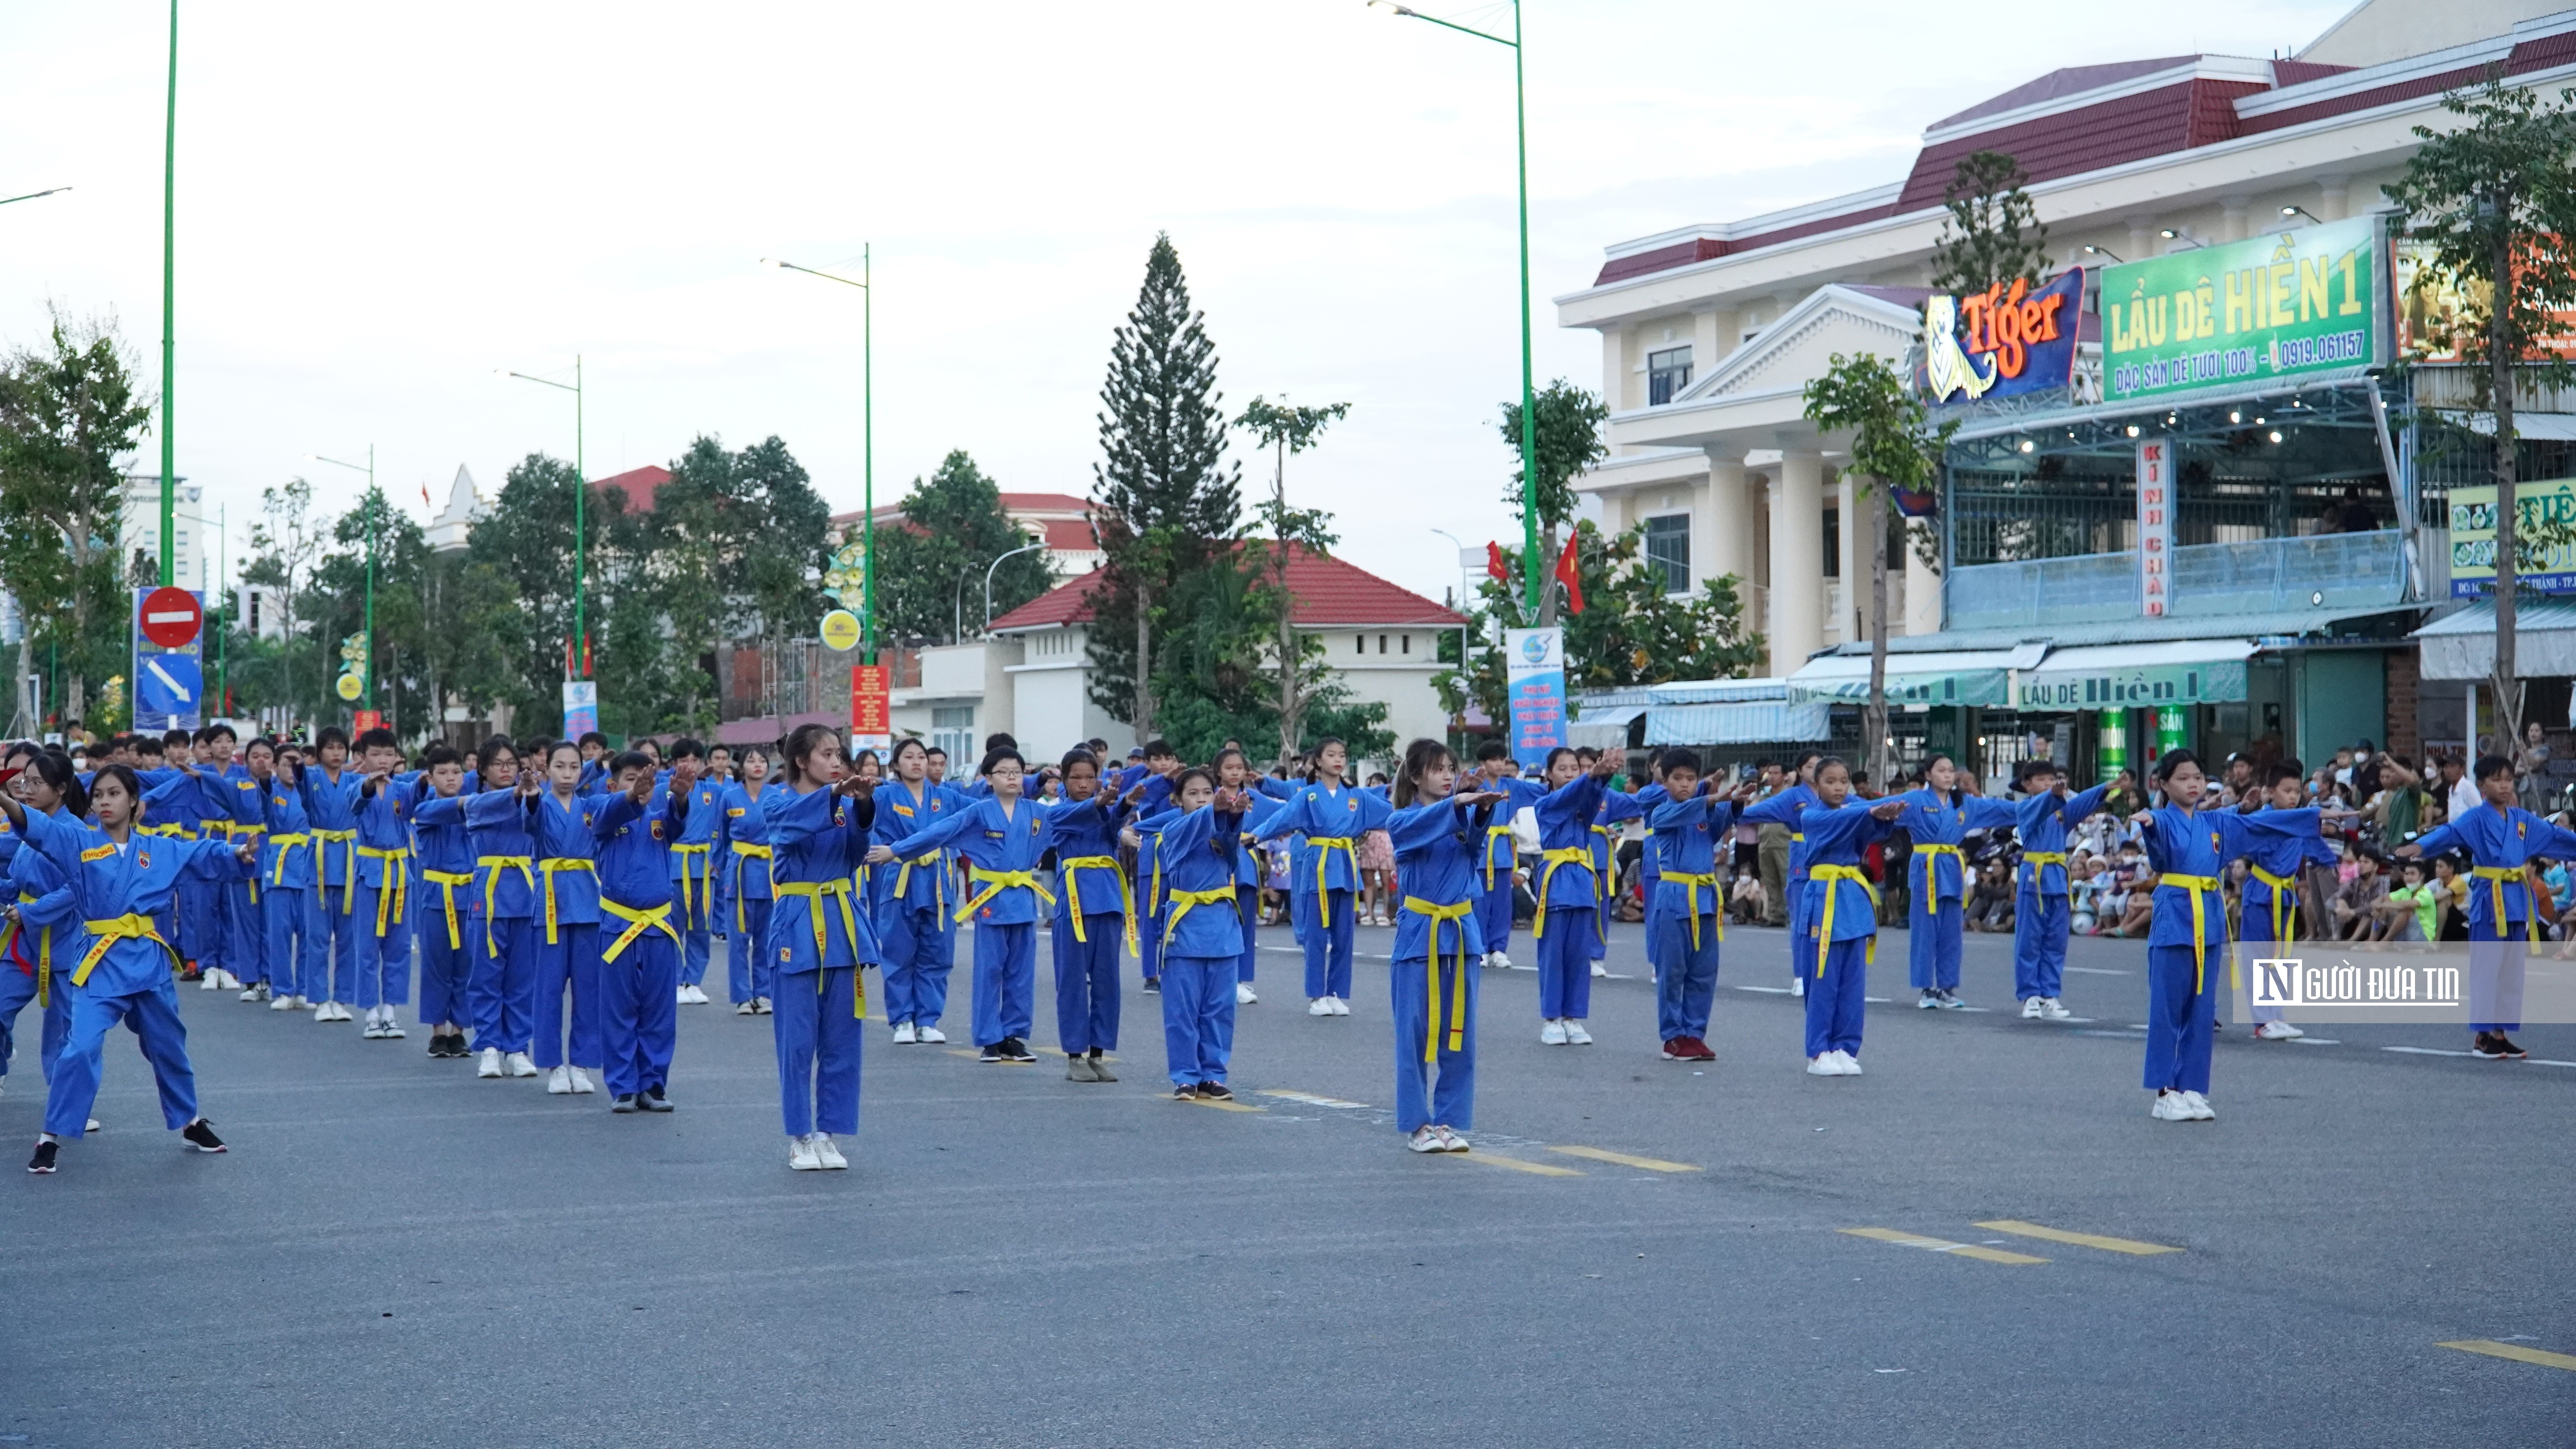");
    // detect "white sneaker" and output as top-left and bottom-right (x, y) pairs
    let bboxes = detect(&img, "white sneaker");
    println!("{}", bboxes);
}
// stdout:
(814, 1134), (849, 1170)
(1564, 1020), (1593, 1045)
(238, 984), (263, 1002)
(754, 997), (772, 1015)
(1436, 1127), (1469, 1152)
(787, 1134), (823, 1171)
(547, 1065), (573, 1094)
(2041, 998), (2073, 1020)
(1540, 1019), (1569, 1045)
(1591, 961), (1607, 977)
(269, 994), (299, 1011)
(1236, 982), (1257, 1005)
(1409, 1125), (1444, 1153)
(1479, 952), (1497, 970)
(2181, 1090), (2216, 1120)
(506, 1052), (538, 1078)
(1807, 1054), (1839, 1076)
(1309, 998), (1333, 1017)
(691, 983), (712, 1004)
(477, 1047), (504, 1079)
(735, 1000), (756, 1016)
(2021, 996), (2046, 1019)
(2151, 1090), (2193, 1121)
(917, 1026), (946, 1044)
(1790, 975), (1805, 998)
(676, 984), (692, 1004)
(1833, 1050), (1863, 1076)
(1490, 951), (1513, 970)
(1328, 996), (1351, 1016)
(892, 1022), (918, 1045)
(361, 1018), (386, 1040)
(222, 970), (245, 991)
(381, 1017), (407, 1039)
(198, 971), (220, 990)
(2254, 1021), (2305, 1040)
(568, 1067), (596, 1094)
